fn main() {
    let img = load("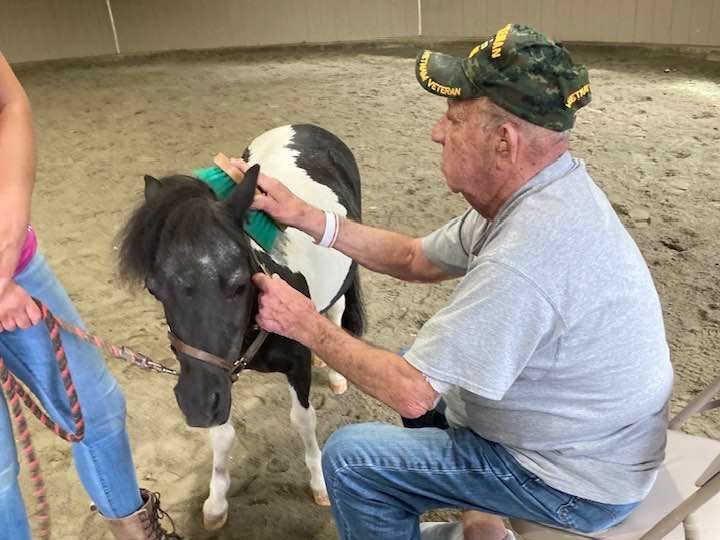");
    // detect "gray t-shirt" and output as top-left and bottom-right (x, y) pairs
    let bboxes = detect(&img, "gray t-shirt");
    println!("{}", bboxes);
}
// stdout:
(404, 152), (673, 505)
